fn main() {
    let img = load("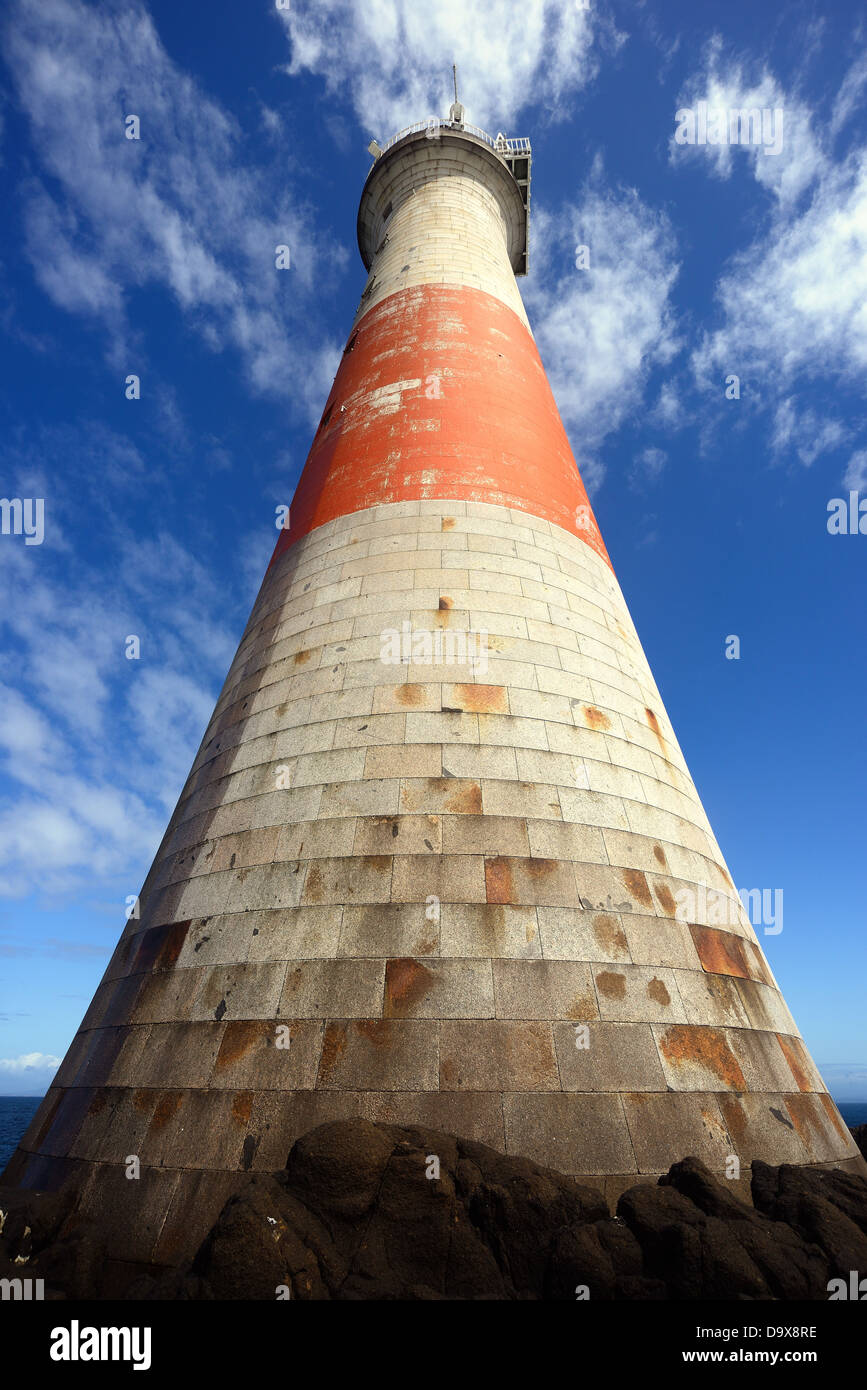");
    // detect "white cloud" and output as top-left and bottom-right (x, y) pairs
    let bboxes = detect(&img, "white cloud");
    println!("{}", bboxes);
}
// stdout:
(670, 35), (824, 207)
(0, 518), (245, 898)
(631, 446), (667, 486)
(693, 151), (867, 394)
(650, 382), (687, 431)
(3, 0), (346, 422)
(125, 669), (218, 811)
(679, 42), (867, 475)
(843, 449), (867, 491)
(771, 398), (850, 468)
(0, 1052), (61, 1073)
(830, 49), (867, 139)
(277, 0), (614, 139)
(523, 165), (680, 492)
